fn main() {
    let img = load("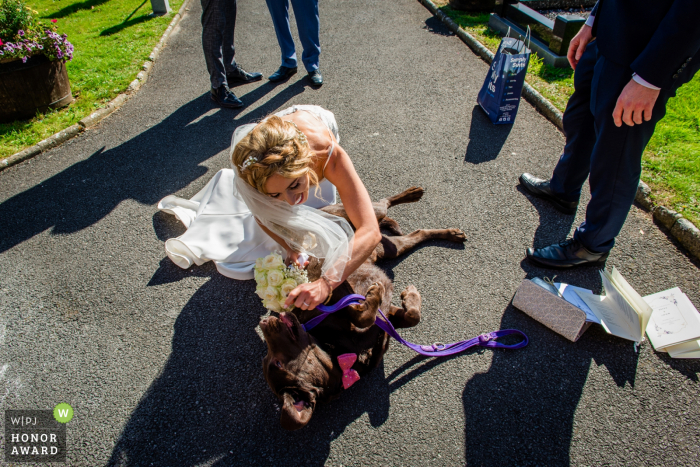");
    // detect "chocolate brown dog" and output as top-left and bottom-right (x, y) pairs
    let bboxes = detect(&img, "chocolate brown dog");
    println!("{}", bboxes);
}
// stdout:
(259, 187), (466, 430)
